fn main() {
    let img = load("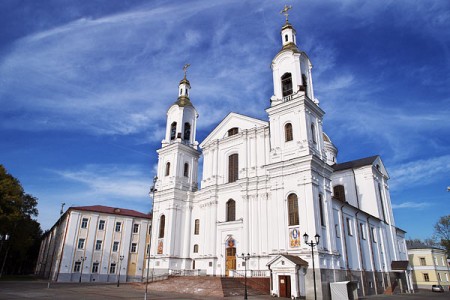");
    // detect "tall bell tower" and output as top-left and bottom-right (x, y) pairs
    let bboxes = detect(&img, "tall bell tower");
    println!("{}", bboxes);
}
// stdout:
(151, 65), (200, 272)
